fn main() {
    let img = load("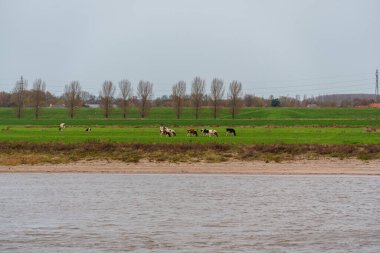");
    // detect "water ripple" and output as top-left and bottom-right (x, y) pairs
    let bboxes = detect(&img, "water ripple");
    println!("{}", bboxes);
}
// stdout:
(0, 174), (379, 252)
